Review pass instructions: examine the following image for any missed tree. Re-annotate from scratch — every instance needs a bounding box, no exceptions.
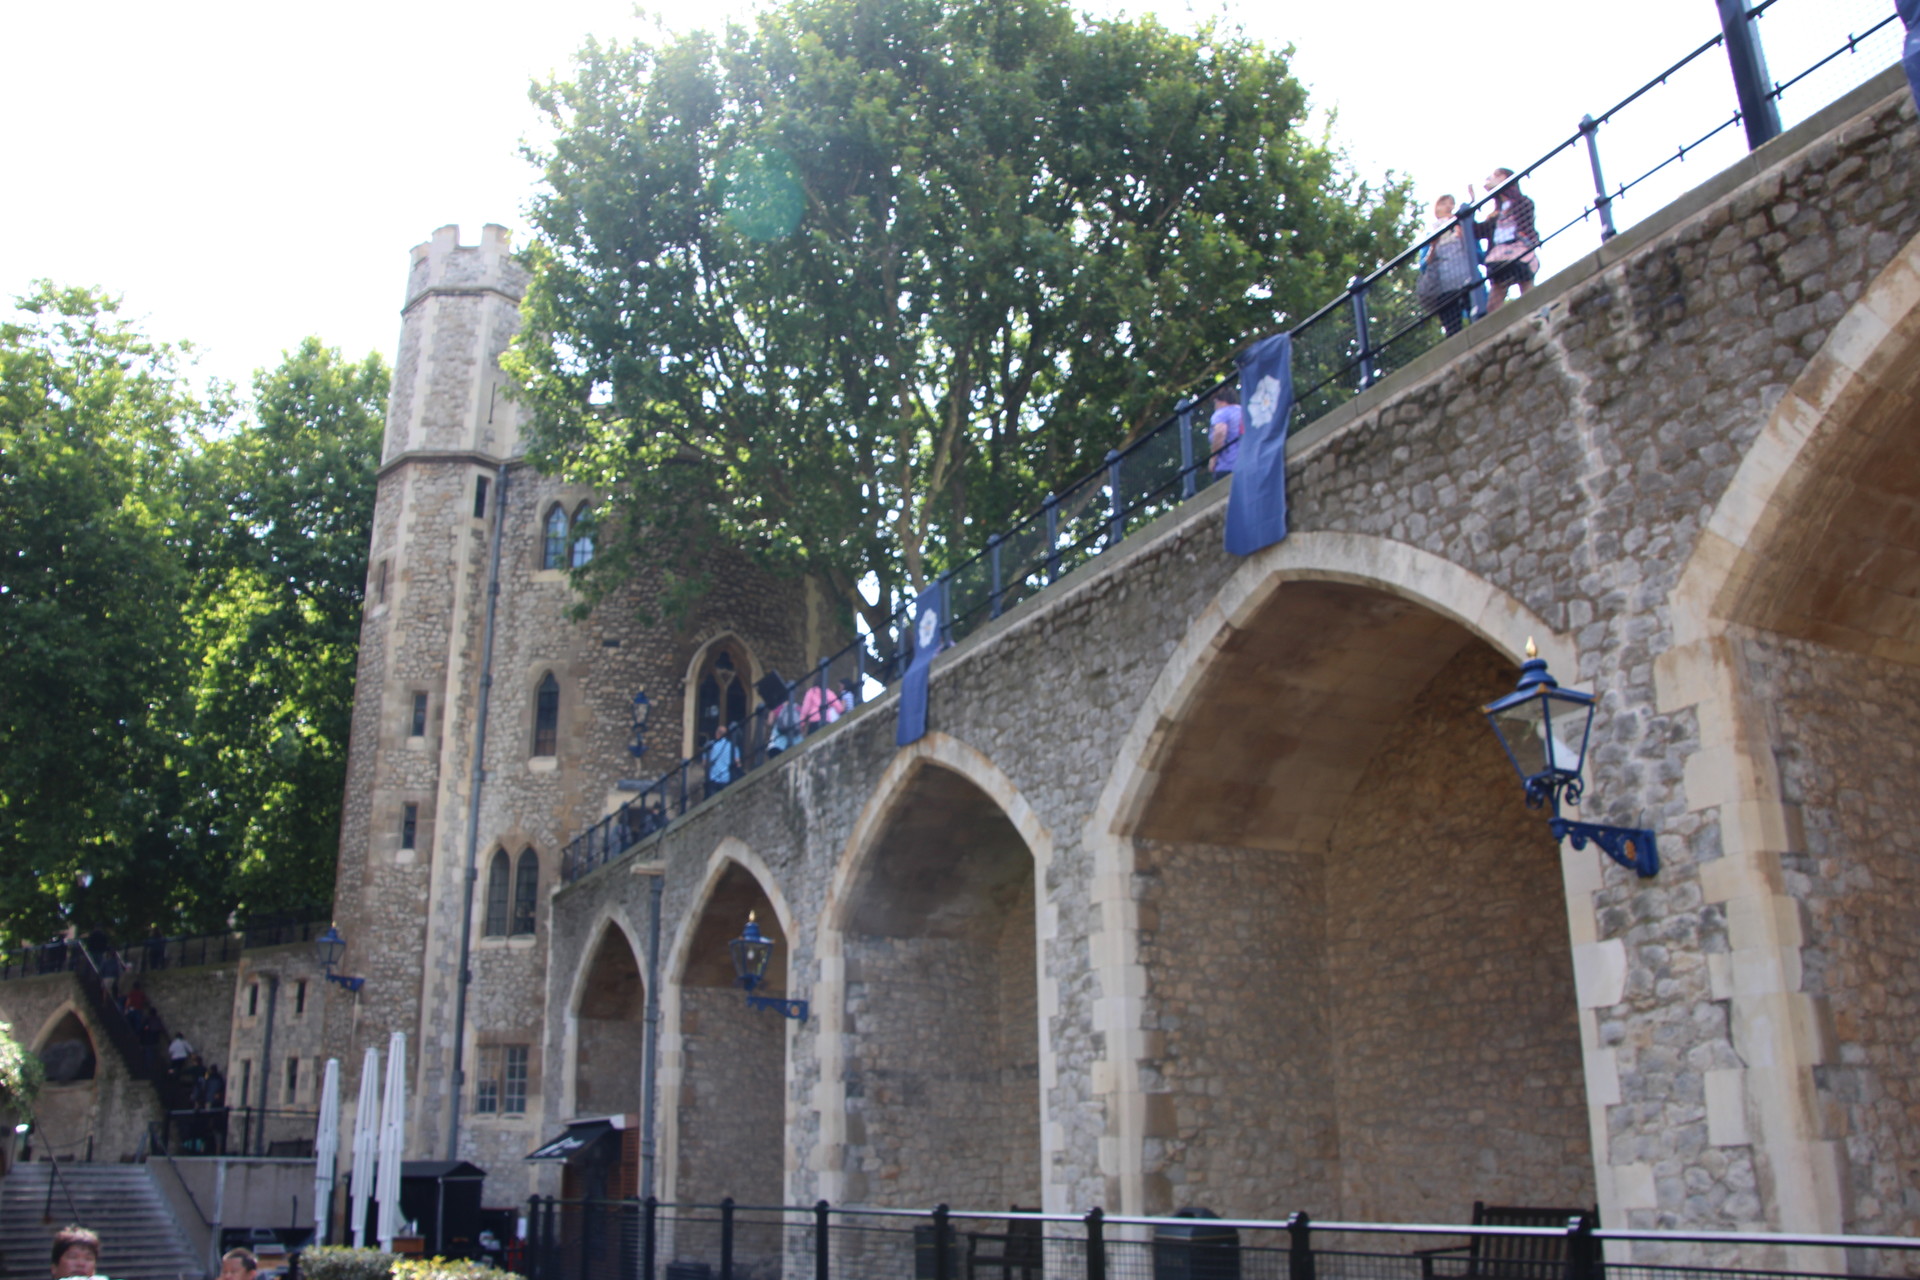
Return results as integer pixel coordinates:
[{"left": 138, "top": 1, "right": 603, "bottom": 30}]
[
  {"left": 0, "top": 1020, "right": 43, "bottom": 1118},
  {"left": 186, "top": 339, "right": 388, "bottom": 919},
  {"left": 510, "top": 0, "right": 1414, "bottom": 634},
  {"left": 0, "top": 284, "right": 206, "bottom": 941}
]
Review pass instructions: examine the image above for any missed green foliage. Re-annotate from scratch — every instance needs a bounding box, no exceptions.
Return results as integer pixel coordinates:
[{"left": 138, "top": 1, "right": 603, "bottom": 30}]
[
  {"left": 0, "top": 1020, "right": 45, "bottom": 1115},
  {"left": 0, "top": 287, "right": 385, "bottom": 944},
  {"left": 511, "top": 0, "right": 1414, "bottom": 632},
  {"left": 301, "top": 1247, "right": 394, "bottom": 1280}
]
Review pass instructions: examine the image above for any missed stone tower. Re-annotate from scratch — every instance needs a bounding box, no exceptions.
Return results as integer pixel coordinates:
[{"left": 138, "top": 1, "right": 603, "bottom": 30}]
[{"left": 324, "top": 225, "right": 822, "bottom": 1203}]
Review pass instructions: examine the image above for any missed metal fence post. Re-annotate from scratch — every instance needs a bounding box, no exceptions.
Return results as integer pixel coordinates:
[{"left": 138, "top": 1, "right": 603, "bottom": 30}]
[
  {"left": 1347, "top": 277, "right": 1375, "bottom": 389},
  {"left": 933, "top": 1205, "right": 953, "bottom": 1280},
  {"left": 721, "top": 1196, "right": 736, "bottom": 1280},
  {"left": 1565, "top": 1213, "right": 1599, "bottom": 1280},
  {"left": 1177, "top": 398, "right": 1197, "bottom": 498},
  {"left": 1043, "top": 494, "right": 1060, "bottom": 583},
  {"left": 644, "top": 1196, "right": 659, "bottom": 1280},
  {"left": 988, "top": 534, "right": 1005, "bottom": 619},
  {"left": 1286, "top": 1212, "right": 1316, "bottom": 1280},
  {"left": 814, "top": 1200, "right": 830, "bottom": 1280},
  {"left": 1578, "top": 115, "right": 1618, "bottom": 241},
  {"left": 1106, "top": 449, "right": 1125, "bottom": 546},
  {"left": 1084, "top": 1207, "right": 1106, "bottom": 1280},
  {"left": 1718, "top": 0, "right": 1781, "bottom": 149}
]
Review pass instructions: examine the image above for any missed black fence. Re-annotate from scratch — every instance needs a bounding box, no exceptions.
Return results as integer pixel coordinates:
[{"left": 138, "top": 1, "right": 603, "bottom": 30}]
[
  {"left": 559, "top": 0, "right": 1906, "bottom": 885},
  {"left": 153, "top": 1107, "right": 321, "bottom": 1158},
  {"left": 0, "top": 917, "right": 329, "bottom": 982},
  {"left": 522, "top": 1200, "right": 1920, "bottom": 1280}
]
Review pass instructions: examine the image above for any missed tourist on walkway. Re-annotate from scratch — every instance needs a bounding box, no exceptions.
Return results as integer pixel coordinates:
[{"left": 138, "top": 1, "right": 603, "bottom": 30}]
[
  {"left": 1416, "top": 193, "right": 1481, "bottom": 335},
  {"left": 1209, "top": 388, "right": 1244, "bottom": 475},
  {"left": 1474, "top": 168, "right": 1540, "bottom": 312},
  {"left": 705, "top": 725, "right": 742, "bottom": 799},
  {"left": 167, "top": 1031, "right": 194, "bottom": 1073}
]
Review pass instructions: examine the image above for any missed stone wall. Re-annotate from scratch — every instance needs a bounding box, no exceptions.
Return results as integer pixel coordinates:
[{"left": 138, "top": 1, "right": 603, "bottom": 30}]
[{"left": 676, "top": 986, "right": 782, "bottom": 1206}]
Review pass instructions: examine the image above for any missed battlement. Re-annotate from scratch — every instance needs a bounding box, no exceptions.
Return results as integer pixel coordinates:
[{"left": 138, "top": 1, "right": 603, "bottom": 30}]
[{"left": 403, "top": 223, "right": 528, "bottom": 311}]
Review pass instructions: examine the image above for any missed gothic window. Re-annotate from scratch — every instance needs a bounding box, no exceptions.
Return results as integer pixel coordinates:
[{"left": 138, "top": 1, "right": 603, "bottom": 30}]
[
  {"left": 570, "top": 503, "right": 594, "bottom": 568},
  {"left": 693, "top": 640, "right": 750, "bottom": 750},
  {"left": 542, "top": 505, "right": 569, "bottom": 571},
  {"left": 511, "top": 849, "right": 539, "bottom": 936},
  {"left": 533, "top": 673, "right": 560, "bottom": 757},
  {"left": 484, "top": 850, "right": 511, "bottom": 937}
]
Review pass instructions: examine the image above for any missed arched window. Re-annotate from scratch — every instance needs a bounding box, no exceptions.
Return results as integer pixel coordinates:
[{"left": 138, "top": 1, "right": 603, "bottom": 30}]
[
  {"left": 693, "top": 641, "right": 750, "bottom": 749},
  {"left": 570, "top": 503, "right": 594, "bottom": 568},
  {"left": 483, "top": 850, "right": 511, "bottom": 937},
  {"left": 542, "top": 505, "right": 569, "bottom": 571},
  {"left": 512, "top": 849, "right": 540, "bottom": 935},
  {"left": 533, "top": 672, "right": 560, "bottom": 757}
]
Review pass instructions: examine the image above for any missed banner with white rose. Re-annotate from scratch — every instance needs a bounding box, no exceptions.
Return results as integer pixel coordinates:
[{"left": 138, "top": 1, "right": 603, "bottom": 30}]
[
  {"left": 1224, "top": 332, "right": 1295, "bottom": 556},
  {"left": 1902, "top": 0, "right": 1919, "bottom": 115},
  {"left": 896, "top": 578, "right": 948, "bottom": 746}
]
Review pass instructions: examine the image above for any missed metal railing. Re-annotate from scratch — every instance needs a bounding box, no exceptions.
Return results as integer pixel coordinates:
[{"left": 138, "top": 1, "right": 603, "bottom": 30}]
[
  {"left": 153, "top": 1106, "right": 320, "bottom": 1159},
  {"left": 523, "top": 1198, "right": 1920, "bottom": 1280},
  {"left": 560, "top": 0, "right": 1906, "bottom": 884},
  {"left": 0, "top": 917, "right": 328, "bottom": 982}
]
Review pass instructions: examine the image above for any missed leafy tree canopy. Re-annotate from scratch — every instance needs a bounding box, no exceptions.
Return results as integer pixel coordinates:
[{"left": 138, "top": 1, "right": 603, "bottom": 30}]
[
  {"left": 0, "top": 286, "right": 385, "bottom": 946},
  {"left": 510, "top": 0, "right": 1414, "bottom": 632}
]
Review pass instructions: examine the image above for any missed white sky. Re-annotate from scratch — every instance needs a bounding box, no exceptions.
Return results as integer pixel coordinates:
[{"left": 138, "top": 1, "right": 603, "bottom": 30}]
[{"left": 1, "top": 0, "right": 1898, "bottom": 393}]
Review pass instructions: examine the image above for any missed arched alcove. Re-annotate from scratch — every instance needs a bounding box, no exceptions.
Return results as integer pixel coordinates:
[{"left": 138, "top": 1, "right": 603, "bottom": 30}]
[
  {"left": 833, "top": 762, "right": 1041, "bottom": 1210},
  {"left": 36, "top": 1010, "right": 96, "bottom": 1084},
  {"left": 1125, "top": 578, "right": 1590, "bottom": 1220},
  {"left": 683, "top": 635, "right": 758, "bottom": 758},
  {"left": 573, "top": 924, "right": 645, "bottom": 1119}
]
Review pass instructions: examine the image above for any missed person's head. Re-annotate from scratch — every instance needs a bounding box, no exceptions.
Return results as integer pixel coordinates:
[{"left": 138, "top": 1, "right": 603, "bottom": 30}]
[
  {"left": 1486, "top": 167, "right": 1519, "bottom": 200},
  {"left": 1214, "top": 386, "right": 1239, "bottom": 407},
  {"left": 220, "top": 1248, "right": 259, "bottom": 1280},
  {"left": 1433, "top": 193, "right": 1456, "bottom": 219},
  {"left": 50, "top": 1227, "right": 99, "bottom": 1277}
]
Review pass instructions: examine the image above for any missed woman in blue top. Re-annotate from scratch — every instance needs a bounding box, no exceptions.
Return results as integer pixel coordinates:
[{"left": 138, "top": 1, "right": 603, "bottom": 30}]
[{"left": 1209, "top": 388, "right": 1244, "bottom": 475}]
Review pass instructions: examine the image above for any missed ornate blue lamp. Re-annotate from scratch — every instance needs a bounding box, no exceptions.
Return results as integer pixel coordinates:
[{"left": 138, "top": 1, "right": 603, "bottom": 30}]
[
  {"left": 1483, "top": 640, "right": 1658, "bottom": 877},
  {"left": 313, "top": 925, "right": 367, "bottom": 992},
  {"left": 729, "top": 913, "right": 807, "bottom": 1021}
]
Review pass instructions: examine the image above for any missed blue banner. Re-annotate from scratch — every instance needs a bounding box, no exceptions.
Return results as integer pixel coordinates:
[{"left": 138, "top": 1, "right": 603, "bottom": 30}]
[
  {"left": 1902, "top": 0, "right": 1920, "bottom": 114},
  {"left": 1223, "top": 332, "right": 1294, "bottom": 557},
  {"left": 895, "top": 580, "right": 946, "bottom": 746}
]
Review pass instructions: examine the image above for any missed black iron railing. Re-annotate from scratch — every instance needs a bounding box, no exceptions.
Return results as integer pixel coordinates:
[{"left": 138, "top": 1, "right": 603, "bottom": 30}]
[
  {"left": 560, "top": 0, "right": 1905, "bottom": 884},
  {"left": 522, "top": 1197, "right": 1920, "bottom": 1280},
  {"left": 0, "top": 917, "right": 328, "bottom": 982}
]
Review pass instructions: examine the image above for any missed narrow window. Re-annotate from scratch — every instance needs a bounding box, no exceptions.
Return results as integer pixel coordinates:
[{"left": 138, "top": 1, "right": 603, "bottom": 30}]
[
  {"left": 484, "top": 851, "right": 510, "bottom": 937},
  {"left": 401, "top": 802, "right": 419, "bottom": 850},
  {"left": 474, "top": 475, "right": 490, "bottom": 519},
  {"left": 511, "top": 849, "right": 539, "bottom": 935},
  {"left": 294, "top": 980, "right": 307, "bottom": 1016},
  {"left": 533, "top": 673, "right": 559, "bottom": 757},
  {"left": 410, "top": 692, "right": 428, "bottom": 737},
  {"left": 504, "top": 1045, "right": 529, "bottom": 1114},
  {"left": 247, "top": 983, "right": 259, "bottom": 1018},
  {"left": 570, "top": 503, "right": 594, "bottom": 568},
  {"left": 285, "top": 1055, "right": 300, "bottom": 1103},
  {"left": 474, "top": 1045, "right": 501, "bottom": 1114},
  {"left": 240, "top": 1059, "right": 253, "bottom": 1107},
  {"left": 375, "top": 560, "right": 390, "bottom": 603},
  {"left": 542, "top": 506, "right": 569, "bottom": 570}
]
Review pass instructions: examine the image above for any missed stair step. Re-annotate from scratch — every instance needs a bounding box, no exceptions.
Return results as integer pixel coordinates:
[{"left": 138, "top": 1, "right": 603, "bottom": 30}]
[{"left": 0, "top": 1165, "right": 201, "bottom": 1280}]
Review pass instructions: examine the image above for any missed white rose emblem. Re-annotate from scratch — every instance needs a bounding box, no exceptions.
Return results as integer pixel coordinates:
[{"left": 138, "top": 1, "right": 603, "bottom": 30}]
[
  {"left": 917, "top": 607, "right": 940, "bottom": 649},
  {"left": 1247, "top": 374, "right": 1282, "bottom": 432}
]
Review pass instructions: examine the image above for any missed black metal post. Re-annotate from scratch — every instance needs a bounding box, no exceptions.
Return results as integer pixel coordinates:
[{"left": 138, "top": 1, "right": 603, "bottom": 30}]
[
  {"left": 1043, "top": 495, "right": 1060, "bottom": 583},
  {"left": 1084, "top": 1207, "right": 1106, "bottom": 1280},
  {"left": 1578, "top": 115, "right": 1618, "bottom": 241},
  {"left": 1718, "top": 0, "right": 1781, "bottom": 149},
  {"left": 932, "top": 1205, "right": 953, "bottom": 1280},
  {"left": 1177, "top": 398, "right": 1197, "bottom": 498},
  {"left": 1286, "top": 1212, "right": 1316, "bottom": 1280},
  {"left": 721, "top": 1196, "right": 736, "bottom": 1280},
  {"left": 988, "top": 534, "right": 1004, "bottom": 619},
  {"left": 644, "top": 1196, "right": 659, "bottom": 1280},
  {"left": 814, "top": 1200, "right": 830, "bottom": 1280},
  {"left": 1565, "top": 1213, "right": 1600, "bottom": 1280},
  {"left": 1106, "top": 449, "right": 1125, "bottom": 546},
  {"left": 1347, "top": 277, "right": 1375, "bottom": 389}
]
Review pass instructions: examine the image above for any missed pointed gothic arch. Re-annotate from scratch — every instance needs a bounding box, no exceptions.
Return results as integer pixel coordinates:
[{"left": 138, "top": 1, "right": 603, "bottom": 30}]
[{"left": 681, "top": 633, "right": 759, "bottom": 758}]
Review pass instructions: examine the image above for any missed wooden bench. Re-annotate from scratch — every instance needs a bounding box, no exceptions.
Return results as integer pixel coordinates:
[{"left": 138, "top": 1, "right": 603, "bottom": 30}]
[
  {"left": 966, "top": 1206, "right": 1043, "bottom": 1280},
  {"left": 1416, "top": 1202, "right": 1598, "bottom": 1280}
]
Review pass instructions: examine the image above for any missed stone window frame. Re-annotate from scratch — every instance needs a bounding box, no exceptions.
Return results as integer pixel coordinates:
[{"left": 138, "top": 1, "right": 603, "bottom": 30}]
[
  {"left": 409, "top": 692, "right": 429, "bottom": 739},
  {"left": 483, "top": 850, "right": 511, "bottom": 938},
  {"left": 511, "top": 848, "right": 539, "bottom": 936},
  {"left": 532, "top": 672, "right": 560, "bottom": 759},
  {"left": 472, "top": 1041, "right": 535, "bottom": 1117},
  {"left": 541, "top": 505, "right": 569, "bottom": 571},
  {"left": 683, "top": 633, "right": 759, "bottom": 758}
]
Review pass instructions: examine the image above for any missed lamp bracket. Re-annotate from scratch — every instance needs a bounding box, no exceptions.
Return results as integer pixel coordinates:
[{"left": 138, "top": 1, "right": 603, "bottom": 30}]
[
  {"left": 1551, "top": 817, "right": 1659, "bottom": 878},
  {"left": 745, "top": 994, "right": 808, "bottom": 1021},
  {"left": 324, "top": 972, "right": 366, "bottom": 993}
]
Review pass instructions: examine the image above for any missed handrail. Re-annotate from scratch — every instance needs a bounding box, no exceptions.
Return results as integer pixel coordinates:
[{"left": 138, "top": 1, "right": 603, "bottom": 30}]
[{"left": 558, "top": 0, "right": 1899, "bottom": 884}]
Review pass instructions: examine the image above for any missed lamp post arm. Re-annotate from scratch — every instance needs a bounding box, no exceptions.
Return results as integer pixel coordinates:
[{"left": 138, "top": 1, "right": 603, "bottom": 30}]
[{"left": 1550, "top": 817, "right": 1659, "bottom": 877}]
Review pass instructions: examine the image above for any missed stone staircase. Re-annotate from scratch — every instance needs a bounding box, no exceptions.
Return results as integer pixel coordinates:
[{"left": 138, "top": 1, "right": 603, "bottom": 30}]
[{"left": 0, "top": 1163, "right": 201, "bottom": 1280}]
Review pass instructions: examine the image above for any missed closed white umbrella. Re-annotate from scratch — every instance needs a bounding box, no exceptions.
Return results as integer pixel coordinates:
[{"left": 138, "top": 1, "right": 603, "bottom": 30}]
[
  {"left": 349, "top": 1046, "right": 380, "bottom": 1249},
  {"left": 375, "top": 1032, "right": 406, "bottom": 1252},
  {"left": 313, "top": 1058, "right": 341, "bottom": 1246}
]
